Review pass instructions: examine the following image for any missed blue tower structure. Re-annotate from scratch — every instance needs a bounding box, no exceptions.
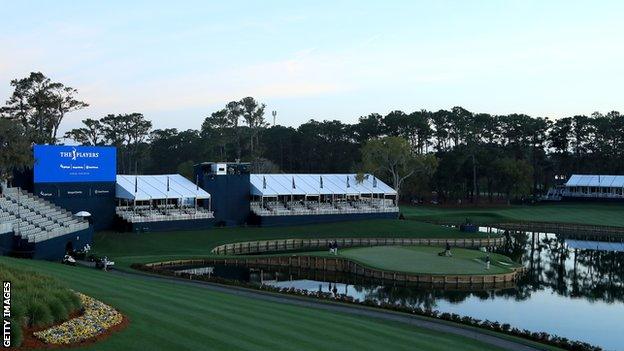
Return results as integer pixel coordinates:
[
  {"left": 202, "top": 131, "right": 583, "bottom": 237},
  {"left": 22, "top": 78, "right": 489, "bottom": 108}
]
[{"left": 194, "top": 162, "right": 250, "bottom": 226}]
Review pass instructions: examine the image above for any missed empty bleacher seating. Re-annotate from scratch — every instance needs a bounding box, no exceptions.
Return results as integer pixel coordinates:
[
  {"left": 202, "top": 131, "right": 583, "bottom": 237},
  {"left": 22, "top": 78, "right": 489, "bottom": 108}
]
[
  {"left": 0, "top": 188, "right": 89, "bottom": 243},
  {"left": 115, "top": 206, "right": 214, "bottom": 223}
]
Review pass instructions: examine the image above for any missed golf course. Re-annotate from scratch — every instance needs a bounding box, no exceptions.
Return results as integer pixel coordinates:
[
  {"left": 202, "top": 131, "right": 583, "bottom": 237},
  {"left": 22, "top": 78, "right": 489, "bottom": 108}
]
[
  {"left": 1, "top": 255, "right": 542, "bottom": 351},
  {"left": 92, "top": 219, "right": 493, "bottom": 269},
  {"left": 10, "top": 216, "right": 607, "bottom": 350},
  {"left": 401, "top": 203, "right": 624, "bottom": 227},
  {"left": 4, "top": 218, "right": 562, "bottom": 350}
]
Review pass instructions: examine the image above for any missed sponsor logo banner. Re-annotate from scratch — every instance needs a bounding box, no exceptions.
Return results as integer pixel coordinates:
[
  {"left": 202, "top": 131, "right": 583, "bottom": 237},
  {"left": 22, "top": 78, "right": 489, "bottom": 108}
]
[{"left": 34, "top": 145, "right": 116, "bottom": 183}]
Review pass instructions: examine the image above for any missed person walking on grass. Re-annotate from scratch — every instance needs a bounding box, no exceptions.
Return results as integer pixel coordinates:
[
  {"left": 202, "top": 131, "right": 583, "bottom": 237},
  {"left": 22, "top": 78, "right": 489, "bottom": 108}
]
[{"left": 485, "top": 255, "right": 491, "bottom": 270}]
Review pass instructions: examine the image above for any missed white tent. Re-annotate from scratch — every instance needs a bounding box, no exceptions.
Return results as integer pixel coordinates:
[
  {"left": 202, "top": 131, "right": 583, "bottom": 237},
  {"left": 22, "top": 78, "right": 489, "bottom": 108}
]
[
  {"left": 565, "top": 174, "right": 624, "bottom": 188},
  {"left": 250, "top": 173, "right": 396, "bottom": 197},
  {"left": 116, "top": 174, "right": 210, "bottom": 201}
]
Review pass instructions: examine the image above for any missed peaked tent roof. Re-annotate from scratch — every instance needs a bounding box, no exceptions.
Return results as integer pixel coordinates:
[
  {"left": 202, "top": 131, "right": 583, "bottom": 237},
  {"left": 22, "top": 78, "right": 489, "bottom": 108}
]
[
  {"left": 250, "top": 173, "right": 396, "bottom": 197},
  {"left": 565, "top": 174, "right": 624, "bottom": 188},
  {"left": 116, "top": 174, "right": 210, "bottom": 201}
]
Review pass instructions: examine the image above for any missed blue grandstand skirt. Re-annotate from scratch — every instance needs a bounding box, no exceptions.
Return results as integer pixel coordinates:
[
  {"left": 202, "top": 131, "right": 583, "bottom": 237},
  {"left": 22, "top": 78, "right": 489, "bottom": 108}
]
[
  {"left": 6, "top": 227, "right": 94, "bottom": 261},
  {"left": 0, "top": 231, "right": 14, "bottom": 256},
  {"left": 126, "top": 218, "right": 217, "bottom": 232}
]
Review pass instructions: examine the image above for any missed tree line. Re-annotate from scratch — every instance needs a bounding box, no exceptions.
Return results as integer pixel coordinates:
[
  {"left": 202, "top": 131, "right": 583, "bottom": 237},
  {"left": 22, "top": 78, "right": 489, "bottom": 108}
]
[{"left": 2, "top": 72, "right": 623, "bottom": 204}]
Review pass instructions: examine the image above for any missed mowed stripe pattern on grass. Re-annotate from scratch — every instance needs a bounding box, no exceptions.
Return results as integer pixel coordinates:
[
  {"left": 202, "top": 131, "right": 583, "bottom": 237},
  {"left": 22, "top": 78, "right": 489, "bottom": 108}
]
[{"left": 1, "top": 257, "right": 503, "bottom": 351}]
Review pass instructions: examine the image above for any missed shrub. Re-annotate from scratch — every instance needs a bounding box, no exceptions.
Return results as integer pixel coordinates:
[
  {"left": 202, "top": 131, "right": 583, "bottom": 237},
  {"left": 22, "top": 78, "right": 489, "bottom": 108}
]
[
  {"left": 27, "top": 300, "right": 54, "bottom": 327},
  {"left": 47, "top": 297, "right": 69, "bottom": 322},
  {"left": 0, "top": 263, "right": 82, "bottom": 347}
]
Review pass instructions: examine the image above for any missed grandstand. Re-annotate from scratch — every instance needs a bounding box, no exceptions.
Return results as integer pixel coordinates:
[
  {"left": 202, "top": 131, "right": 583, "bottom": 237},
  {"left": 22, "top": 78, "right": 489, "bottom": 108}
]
[
  {"left": 248, "top": 174, "right": 398, "bottom": 225},
  {"left": 0, "top": 187, "right": 92, "bottom": 259},
  {"left": 115, "top": 174, "right": 215, "bottom": 231},
  {"left": 1, "top": 144, "right": 405, "bottom": 256},
  {"left": 545, "top": 174, "right": 624, "bottom": 201}
]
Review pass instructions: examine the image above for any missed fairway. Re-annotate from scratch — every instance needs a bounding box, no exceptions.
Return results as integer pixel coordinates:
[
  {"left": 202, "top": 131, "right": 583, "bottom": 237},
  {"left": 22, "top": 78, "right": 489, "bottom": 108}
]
[
  {"left": 401, "top": 203, "right": 624, "bottom": 227},
  {"left": 93, "top": 219, "right": 492, "bottom": 268},
  {"left": 331, "top": 246, "right": 517, "bottom": 275},
  {"left": 0, "top": 256, "right": 505, "bottom": 351}
]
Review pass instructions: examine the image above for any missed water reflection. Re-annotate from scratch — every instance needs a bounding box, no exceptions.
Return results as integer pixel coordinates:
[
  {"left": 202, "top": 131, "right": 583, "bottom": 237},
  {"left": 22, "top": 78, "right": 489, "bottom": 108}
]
[
  {"left": 175, "top": 229, "right": 624, "bottom": 350},
  {"left": 504, "top": 231, "right": 624, "bottom": 304}
]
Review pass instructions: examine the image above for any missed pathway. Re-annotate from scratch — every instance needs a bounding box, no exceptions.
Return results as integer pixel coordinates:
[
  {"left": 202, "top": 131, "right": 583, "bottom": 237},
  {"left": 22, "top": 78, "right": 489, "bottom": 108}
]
[{"left": 110, "top": 268, "right": 546, "bottom": 351}]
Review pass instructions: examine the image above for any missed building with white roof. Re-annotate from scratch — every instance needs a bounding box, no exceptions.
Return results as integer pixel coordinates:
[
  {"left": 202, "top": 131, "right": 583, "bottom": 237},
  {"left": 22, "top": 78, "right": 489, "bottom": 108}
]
[
  {"left": 249, "top": 173, "right": 398, "bottom": 217},
  {"left": 558, "top": 174, "right": 624, "bottom": 200},
  {"left": 115, "top": 174, "right": 214, "bottom": 227},
  {"left": 116, "top": 174, "right": 211, "bottom": 202}
]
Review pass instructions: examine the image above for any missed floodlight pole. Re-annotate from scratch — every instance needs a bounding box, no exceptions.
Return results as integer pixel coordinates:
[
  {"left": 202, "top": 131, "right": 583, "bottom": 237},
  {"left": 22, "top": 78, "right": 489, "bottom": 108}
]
[{"left": 272, "top": 110, "right": 277, "bottom": 126}]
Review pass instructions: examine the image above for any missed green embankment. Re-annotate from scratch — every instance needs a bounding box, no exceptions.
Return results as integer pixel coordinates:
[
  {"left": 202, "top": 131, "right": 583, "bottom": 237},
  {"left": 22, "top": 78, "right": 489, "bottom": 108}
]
[
  {"left": 93, "top": 219, "right": 492, "bottom": 268},
  {"left": 401, "top": 203, "right": 624, "bottom": 227},
  {"left": 313, "top": 246, "right": 518, "bottom": 275},
  {"left": 0, "top": 256, "right": 506, "bottom": 351},
  {"left": 0, "top": 263, "right": 82, "bottom": 347}
]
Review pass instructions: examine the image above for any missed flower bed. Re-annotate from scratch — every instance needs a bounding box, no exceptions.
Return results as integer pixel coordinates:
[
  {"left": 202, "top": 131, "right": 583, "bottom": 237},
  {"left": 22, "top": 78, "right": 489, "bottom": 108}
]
[
  {"left": 33, "top": 293, "right": 123, "bottom": 344},
  {"left": 0, "top": 263, "right": 83, "bottom": 347}
]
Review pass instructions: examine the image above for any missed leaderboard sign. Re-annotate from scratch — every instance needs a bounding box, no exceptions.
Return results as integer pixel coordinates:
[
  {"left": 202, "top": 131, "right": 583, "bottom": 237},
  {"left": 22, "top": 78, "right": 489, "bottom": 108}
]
[{"left": 33, "top": 145, "right": 117, "bottom": 183}]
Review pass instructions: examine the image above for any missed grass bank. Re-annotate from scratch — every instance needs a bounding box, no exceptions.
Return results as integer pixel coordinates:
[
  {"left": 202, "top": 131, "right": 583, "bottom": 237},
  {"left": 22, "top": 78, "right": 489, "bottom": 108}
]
[
  {"left": 93, "top": 219, "right": 492, "bottom": 268},
  {"left": 0, "top": 256, "right": 510, "bottom": 351},
  {"left": 401, "top": 203, "right": 624, "bottom": 227}
]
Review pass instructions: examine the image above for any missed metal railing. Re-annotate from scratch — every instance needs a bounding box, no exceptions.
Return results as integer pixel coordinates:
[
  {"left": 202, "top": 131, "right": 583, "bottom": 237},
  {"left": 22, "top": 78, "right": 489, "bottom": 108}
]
[{"left": 250, "top": 201, "right": 399, "bottom": 217}]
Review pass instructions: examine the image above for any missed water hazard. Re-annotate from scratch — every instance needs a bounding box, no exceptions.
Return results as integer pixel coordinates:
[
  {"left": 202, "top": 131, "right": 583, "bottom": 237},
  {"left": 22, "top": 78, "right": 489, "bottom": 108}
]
[{"left": 176, "top": 229, "right": 624, "bottom": 350}]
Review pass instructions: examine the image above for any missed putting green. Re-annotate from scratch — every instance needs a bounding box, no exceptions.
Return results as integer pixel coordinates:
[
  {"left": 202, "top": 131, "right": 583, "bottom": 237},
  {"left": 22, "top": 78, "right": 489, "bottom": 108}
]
[{"left": 325, "top": 246, "right": 518, "bottom": 275}]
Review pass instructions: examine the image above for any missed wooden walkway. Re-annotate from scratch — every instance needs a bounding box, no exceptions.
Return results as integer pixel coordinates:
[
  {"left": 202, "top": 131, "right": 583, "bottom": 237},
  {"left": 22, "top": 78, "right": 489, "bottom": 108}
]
[
  {"left": 146, "top": 255, "right": 522, "bottom": 287},
  {"left": 211, "top": 236, "right": 505, "bottom": 255}
]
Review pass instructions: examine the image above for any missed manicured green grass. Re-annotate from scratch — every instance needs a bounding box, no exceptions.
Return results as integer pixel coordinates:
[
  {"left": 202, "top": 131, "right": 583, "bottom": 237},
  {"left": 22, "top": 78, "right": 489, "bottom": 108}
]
[
  {"left": 0, "top": 256, "right": 505, "bottom": 351},
  {"left": 314, "top": 246, "right": 518, "bottom": 275},
  {"left": 93, "top": 219, "right": 492, "bottom": 268},
  {"left": 401, "top": 203, "right": 624, "bottom": 227}
]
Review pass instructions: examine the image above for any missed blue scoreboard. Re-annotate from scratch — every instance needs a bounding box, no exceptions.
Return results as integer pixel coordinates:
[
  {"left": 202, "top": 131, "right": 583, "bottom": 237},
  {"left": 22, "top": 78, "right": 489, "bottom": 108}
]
[{"left": 33, "top": 145, "right": 117, "bottom": 183}]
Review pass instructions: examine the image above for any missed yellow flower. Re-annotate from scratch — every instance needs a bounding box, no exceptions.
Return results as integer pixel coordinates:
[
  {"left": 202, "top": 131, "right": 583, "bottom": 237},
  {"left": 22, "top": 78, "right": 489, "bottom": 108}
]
[{"left": 34, "top": 293, "right": 123, "bottom": 344}]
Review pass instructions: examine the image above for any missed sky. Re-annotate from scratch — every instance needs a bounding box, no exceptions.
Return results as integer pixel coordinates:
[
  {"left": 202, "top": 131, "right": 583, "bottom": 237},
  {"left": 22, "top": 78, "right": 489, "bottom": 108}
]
[{"left": 1, "top": 0, "right": 623, "bottom": 137}]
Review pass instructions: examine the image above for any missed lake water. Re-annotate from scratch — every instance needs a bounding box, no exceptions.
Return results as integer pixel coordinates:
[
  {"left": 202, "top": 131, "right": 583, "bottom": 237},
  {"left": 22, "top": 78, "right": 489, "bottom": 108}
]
[{"left": 177, "top": 229, "right": 624, "bottom": 350}]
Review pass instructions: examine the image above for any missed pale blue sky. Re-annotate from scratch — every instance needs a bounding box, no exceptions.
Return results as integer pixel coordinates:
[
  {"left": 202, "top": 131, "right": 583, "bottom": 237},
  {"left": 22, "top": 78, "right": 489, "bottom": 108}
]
[{"left": 1, "top": 1, "right": 623, "bottom": 135}]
